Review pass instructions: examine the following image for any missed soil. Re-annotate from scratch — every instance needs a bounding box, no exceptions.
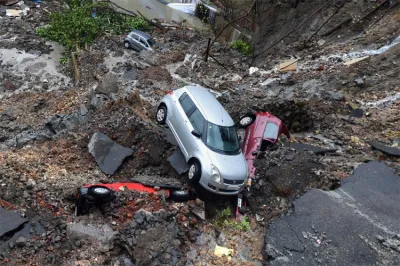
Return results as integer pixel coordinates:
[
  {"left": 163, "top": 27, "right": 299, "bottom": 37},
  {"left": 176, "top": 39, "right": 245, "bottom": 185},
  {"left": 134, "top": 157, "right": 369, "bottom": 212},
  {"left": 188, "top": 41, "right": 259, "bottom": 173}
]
[{"left": 0, "top": 0, "right": 399, "bottom": 265}]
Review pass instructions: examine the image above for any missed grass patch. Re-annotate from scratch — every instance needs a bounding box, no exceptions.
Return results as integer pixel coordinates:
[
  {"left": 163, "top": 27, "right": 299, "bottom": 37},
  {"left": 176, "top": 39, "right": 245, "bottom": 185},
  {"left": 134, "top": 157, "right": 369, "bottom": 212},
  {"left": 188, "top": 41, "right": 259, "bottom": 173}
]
[
  {"left": 35, "top": 0, "right": 150, "bottom": 51},
  {"left": 213, "top": 208, "right": 251, "bottom": 232}
]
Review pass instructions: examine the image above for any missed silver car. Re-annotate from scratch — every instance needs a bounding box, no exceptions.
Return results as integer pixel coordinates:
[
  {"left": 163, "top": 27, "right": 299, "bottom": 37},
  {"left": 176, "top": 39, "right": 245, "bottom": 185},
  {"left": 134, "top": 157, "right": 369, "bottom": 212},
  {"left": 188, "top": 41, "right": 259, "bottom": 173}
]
[
  {"left": 124, "top": 30, "right": 155, "bottom": 52},
  {"left": 155, "top": 85, "right": 249, "bottom": 195}
]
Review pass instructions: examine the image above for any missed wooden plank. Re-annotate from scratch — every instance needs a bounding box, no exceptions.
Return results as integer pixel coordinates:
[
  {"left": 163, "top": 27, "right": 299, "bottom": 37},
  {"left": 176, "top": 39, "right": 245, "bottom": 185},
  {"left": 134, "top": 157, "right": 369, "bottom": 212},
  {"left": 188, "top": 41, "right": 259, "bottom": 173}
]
[
  {"left": 280, "top": 59, "right": 298, "bottom": 71},
  {"left": 343, "top": 56, "right": 369, "bottom": 66}
]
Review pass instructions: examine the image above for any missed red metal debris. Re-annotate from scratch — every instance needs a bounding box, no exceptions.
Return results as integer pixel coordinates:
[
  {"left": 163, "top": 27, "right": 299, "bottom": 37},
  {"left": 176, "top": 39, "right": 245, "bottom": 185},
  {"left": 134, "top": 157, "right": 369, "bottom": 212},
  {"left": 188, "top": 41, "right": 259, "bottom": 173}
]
[{"left": 0, "top": 198, "right": 14, "bottom": 210}]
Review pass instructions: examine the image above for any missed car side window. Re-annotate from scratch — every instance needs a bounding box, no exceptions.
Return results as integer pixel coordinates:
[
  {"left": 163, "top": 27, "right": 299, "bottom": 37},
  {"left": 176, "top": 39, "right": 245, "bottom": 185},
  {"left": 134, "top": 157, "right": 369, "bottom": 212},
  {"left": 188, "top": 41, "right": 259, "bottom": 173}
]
[
  {"left": 189, "top": 108, "right": 205, "bottom": 133},
  {"left": 139, "top": 38, "right": 148, "bottom": 47},
  {"left": 131, "top": 33, "right": 139, "bottom": 40},
  {"left": 179, "top": 93, "right": 196, "bottom": 116}
]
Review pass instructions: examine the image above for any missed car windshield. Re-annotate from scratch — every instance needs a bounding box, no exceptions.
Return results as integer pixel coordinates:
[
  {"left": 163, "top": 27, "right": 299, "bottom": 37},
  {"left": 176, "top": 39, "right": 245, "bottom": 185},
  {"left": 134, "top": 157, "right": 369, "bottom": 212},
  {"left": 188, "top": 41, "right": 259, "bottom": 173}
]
[
  {"left": 206, "top": 122, "right": 240, "bottom": 154},
  {"left": 263, "top": 122, "right": 279, "bottom": 140}
]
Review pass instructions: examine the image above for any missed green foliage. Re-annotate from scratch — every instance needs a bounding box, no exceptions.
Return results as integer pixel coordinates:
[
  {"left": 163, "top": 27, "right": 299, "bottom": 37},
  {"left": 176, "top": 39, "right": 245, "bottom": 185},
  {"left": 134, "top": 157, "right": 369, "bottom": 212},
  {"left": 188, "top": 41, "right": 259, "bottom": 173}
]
[
  {"left": 230, "top": 39, "right": 253, "bottom": 56},
  {"left": 213, "top": 208, "right": 251, "bottom": 232},
  {"left": 35, "top": 1, "right": 149, "bottom": 51}
]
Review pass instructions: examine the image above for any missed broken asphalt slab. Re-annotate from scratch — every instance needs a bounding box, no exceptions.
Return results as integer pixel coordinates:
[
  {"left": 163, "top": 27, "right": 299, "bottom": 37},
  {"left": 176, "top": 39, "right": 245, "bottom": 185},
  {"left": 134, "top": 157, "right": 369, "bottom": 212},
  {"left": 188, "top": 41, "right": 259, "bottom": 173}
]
[
  {"left": 0, "top": 207, "right": 28, "bottom": 237},
  {"left": 290, "top": 143, "right": 337, "bottom": 155},
  {"left": 168, "top": 148, "right": 189, "bottom": 175},
  {"left": 370, "top": 140, "right": 400, "bottom": 157},
  {"left": 265, "top": 161, "right": 400, "bottom": 265},
  {"left": 88, "top": 132, "right": 133, "bottom": 175}
]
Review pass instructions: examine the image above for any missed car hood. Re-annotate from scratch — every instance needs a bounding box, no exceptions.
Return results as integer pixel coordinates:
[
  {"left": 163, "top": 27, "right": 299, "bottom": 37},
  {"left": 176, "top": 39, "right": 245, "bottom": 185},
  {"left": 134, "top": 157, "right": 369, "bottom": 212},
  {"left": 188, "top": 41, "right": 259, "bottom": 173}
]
[{"left": 206, "top": 149, "right": 248, "bottom": 181}]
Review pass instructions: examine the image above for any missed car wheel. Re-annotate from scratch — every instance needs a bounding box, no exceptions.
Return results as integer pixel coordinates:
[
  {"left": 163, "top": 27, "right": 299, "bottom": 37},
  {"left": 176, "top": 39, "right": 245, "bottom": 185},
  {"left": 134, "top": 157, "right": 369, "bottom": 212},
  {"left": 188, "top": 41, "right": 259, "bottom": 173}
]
[
  {"left": 87, "top": 186, "right": 113, "bottom": 200},
  {"left": 124, "top": 41, "right": 130, "bottom": 49},
  {"left": 169, "top": 189, "right": 194, "bottom": 202},
  {"left": 156, "top": 105, "right": 167, "bottom": 125},
  {"left": 75, "top": 193, "right": 84, "bottom": 216},
  {"left": 187, "top": 160, "right": 201, "bottom": 185},
  {"left": 239, "top": 114, "right": 255, "bottom": 127}
]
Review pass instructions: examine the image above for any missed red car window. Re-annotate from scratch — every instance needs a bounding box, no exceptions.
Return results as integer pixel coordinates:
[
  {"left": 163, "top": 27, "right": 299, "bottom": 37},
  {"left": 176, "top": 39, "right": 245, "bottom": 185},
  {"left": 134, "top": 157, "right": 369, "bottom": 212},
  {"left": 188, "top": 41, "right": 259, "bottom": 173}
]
[{"left": 263, "top": 122, "right": 279, "bottom": 140}]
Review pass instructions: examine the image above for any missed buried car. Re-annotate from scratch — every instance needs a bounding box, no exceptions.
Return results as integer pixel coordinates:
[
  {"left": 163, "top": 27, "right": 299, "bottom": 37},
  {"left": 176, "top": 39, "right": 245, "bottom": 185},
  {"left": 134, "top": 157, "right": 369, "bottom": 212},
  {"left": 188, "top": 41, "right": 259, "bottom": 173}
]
[
  {"left": 75, "top": 182, "right": 195, "bottom": 216},
  {"left": 124, "top": 30, "right": 155, "bottom": 51},
  {"left": 238, "top": 112, "right": 290, "bottom": 181},
  {"left": 156, "top": 85, "right": 249, "bottom": 195}
]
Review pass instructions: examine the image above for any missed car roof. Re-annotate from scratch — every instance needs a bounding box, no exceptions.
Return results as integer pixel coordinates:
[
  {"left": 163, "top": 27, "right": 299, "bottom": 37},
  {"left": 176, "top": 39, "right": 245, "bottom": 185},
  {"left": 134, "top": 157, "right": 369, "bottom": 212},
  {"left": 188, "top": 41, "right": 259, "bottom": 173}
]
[
  {"left": 131, "top": 30, "right": 152, "bottom": 40},
  {"left": 185, "top": 86, "right": 234, "bottom": 126}
]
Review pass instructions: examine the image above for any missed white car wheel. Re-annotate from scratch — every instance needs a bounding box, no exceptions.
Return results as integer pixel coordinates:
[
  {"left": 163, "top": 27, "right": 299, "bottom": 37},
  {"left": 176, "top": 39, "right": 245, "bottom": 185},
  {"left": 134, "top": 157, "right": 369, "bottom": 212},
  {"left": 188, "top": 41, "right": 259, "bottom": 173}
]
[
  {"left": 240, "top": 116, "right": 253, "bottom": 127},
  {"left": 124, "top": 42, "right": 130, "bottom": 48},
  {"left": 188, "top": 165, "right": 196, "bottom": 180},
  {"left": 157, "top": 108, "right": 165, "bottom": 122}
]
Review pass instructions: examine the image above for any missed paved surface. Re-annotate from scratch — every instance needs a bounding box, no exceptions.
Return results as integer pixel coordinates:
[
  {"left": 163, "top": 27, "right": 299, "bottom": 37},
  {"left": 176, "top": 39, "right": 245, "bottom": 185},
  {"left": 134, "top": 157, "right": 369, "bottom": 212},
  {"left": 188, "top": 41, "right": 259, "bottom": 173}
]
[
  {"left": 88, "top": 132, "right": 133, "bottom": 175},
  {"left": 168, "top": 148, "right": 189, "bottom": 175},
  {"left": 290, "top": 143, "right": 337, "bottom": 155},
  {"left": 0, "top": 207, "right": 27, "bottom": 237},
  {"left": 265, "top": 161, "right": 400, "bottom": 265}
]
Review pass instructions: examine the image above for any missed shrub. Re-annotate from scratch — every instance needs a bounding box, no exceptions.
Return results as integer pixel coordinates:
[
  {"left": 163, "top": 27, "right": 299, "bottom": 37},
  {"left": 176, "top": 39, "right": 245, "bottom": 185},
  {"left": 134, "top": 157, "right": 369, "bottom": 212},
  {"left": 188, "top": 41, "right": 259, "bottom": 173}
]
[
  {"left": 36, "top": 1, "right": 149, "bottom": 51},
  {"left": 230, "top": 39, "right": 253, "bottom": 56}
]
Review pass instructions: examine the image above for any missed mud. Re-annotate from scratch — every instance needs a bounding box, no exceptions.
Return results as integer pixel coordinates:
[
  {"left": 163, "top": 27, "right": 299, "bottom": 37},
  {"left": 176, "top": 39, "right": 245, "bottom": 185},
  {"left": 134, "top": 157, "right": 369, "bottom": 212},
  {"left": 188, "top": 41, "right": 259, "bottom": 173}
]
[{"left": 0, "top": 0, "right": 399, "bottom": 265}]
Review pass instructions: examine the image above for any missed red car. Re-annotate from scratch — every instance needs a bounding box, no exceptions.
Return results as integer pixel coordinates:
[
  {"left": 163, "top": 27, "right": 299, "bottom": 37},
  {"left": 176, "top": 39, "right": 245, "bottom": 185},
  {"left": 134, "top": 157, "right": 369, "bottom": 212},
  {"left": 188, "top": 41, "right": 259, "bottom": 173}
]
[{"left": 238, "top": 112, "right": 290, "bottom": 181}]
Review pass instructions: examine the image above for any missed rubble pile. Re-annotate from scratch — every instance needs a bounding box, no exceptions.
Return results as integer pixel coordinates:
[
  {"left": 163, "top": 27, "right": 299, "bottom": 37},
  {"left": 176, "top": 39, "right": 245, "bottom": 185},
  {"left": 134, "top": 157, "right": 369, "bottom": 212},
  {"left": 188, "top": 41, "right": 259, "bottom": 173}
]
[{"left": 0, "top": 0, "right": 399, "bottom": 265}]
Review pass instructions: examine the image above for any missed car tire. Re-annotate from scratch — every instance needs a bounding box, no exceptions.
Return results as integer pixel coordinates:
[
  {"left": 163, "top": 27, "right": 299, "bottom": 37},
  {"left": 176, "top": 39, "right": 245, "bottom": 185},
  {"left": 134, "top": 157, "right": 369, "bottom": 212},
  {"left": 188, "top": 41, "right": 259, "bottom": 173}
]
[
  {"left": 187, "top": 160, "right": 201, "bottom": 185},
  {"left": 169, "top": 190, "right": 194, "bottom": 202},
  {"left": 156, "top": 105, "right": 167, "bottom": 125},
  {"left": 124, "top": 41, "right": 130, "bottom": 49},
  {"left": 87, "top": 186, "right": 113, "bottom": 200},
  {"left": 239, "top": 114, "right": 255, "bottom": 128}
]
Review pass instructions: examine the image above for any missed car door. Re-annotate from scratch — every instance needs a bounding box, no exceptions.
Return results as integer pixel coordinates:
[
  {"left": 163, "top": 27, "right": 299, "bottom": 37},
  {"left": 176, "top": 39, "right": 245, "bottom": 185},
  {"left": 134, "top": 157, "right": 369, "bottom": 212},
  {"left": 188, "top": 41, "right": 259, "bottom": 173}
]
[
  {"left": 183, "top": 108, "right": 205, "bottom": 158},
  {"left": 173, "top": 93, "right": 198, "bottom": 159},
  {"left": 129, "top": 33, "right": 140, "bottom": 50},
  {"left": 138, "top": 37, "right": 149, "bottom": 51}
]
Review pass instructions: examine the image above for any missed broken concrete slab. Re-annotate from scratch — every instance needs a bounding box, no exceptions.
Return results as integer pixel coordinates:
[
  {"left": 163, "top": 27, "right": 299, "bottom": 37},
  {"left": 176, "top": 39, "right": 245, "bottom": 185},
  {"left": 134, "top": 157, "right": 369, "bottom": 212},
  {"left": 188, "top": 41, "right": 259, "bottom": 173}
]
[
  {"left": 290, "top": 143, "right": 337, "bottom": 155},
  {"left": 370, "top": 140, "right": 400, "bottom": 156},
  {"left": 0, "top": 207, "right": 28, "bottom": 237},
  {"left": 88, "top": 132, "right": 134, "bottom": 175},
  {"left": 95, "top": 72, "right": 118, "bottom": 96},
  {"left": 168, "top": 148, "right": 189, "bottom": 175},
  {"left": 67, "top": 222, "right": 116, "bottom": 243},
  {"left": 0, "top": 215, "right": 45, "bottom": 252},
  {"left": 265, "top": 161, "right": 400, "bottom": 265}
]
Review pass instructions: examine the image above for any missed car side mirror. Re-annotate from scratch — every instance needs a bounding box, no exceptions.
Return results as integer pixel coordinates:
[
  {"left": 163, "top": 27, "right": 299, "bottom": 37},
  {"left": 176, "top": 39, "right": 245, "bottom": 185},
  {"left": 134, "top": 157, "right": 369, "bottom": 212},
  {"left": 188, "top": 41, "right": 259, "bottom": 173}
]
[{"left": 191, "top": 130, "right": 202, "bottom": 138}]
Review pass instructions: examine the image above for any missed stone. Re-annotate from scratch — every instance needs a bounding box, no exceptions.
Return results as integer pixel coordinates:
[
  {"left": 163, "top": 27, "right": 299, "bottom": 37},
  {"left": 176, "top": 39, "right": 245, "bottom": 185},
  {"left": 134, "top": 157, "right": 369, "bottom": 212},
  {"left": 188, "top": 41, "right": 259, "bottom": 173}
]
[
  {"left": 317, "top": 39, "right": 326, "bottom": 46},
  {"left": 231, "top": 74, "right": 242, "bottom": 82},
  {"left": 74, "top": 260, "right": 91, "bottom": 266},
  {"left": 254, "top": 91, "right": 265, "bottom": 99},
  {"left": 15, "top": 237, "right": 27, "bottom": 247},
  {"left": 285, "top": 154, "right": 295, "bottom": 161},
  {"left": 354, "top": 77, "right": 364, "bottom": 87},
  {"left": 139, "top": 50, "right": 159, "bottom": 66},
  {"left": 67, "top": 222, "right": 116, "bottom": 242},
  {"left": 80, "top": 105, "right": 88, "bottom": 116},
  {"left": 88, "top": 132, "right": 134, "bottom": 175},
  {"left": 95, "top": 73, "right": 118, "bottom": 96}
]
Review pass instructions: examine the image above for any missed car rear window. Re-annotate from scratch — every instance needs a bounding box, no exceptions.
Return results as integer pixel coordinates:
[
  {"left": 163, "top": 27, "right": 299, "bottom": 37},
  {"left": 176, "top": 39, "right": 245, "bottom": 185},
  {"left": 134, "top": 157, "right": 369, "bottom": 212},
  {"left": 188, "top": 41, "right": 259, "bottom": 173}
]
[
  {"left": 264, "top": 123, "right": 279, "bottom": 140},
  {"left": 179, "top": 93, "right": 196, "bottom": 116}
]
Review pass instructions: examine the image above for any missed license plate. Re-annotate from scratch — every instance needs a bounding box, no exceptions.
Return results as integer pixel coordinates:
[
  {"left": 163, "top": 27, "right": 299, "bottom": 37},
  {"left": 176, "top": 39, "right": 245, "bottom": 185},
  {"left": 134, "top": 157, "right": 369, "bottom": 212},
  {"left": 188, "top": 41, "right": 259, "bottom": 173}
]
[{"left": 227, "top": 185, "right": 241, "bottom": 190}]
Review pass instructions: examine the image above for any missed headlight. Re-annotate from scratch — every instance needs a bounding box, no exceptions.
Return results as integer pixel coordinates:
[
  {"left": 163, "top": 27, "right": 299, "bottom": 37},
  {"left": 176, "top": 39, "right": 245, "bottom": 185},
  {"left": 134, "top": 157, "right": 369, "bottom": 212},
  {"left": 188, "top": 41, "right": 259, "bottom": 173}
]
[{"left": 211, "top": 165, "right": 221, "bottom": 183}]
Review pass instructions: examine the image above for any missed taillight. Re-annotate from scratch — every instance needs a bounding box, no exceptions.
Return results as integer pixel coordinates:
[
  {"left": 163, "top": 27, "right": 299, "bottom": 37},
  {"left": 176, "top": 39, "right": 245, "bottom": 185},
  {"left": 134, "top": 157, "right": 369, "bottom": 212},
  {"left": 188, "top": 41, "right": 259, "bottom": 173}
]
[{"left": 168, "top": 90, "right": 173, "bottom": 95}]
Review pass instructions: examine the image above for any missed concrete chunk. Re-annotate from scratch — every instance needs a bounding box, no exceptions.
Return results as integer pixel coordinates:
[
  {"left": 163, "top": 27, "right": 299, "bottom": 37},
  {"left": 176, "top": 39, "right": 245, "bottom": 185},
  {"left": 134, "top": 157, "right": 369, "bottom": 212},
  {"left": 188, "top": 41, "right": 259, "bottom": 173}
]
[{"left": 88, "top": 132, "right": 133, "bottom": 175}]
